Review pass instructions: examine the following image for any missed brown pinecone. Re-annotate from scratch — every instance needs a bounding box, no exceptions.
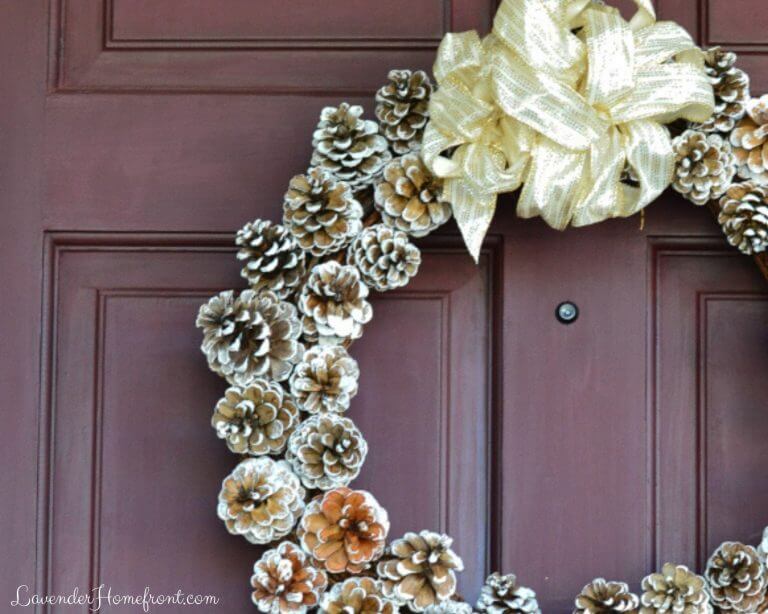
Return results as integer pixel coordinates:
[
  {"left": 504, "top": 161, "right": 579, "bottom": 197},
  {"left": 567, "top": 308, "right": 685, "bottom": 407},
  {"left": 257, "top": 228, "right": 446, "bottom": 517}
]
[
  {"left": 212, "top": 379, "right": 300, "bottom": 456},
  {"left": 236, "top": 219, "right": 307, "bottom": 299},
  {"left": 299, "top": 261, "right": 373, "bottom": 343},
  {"left": 573, "top": 579, "right": 639, "bottom": 613},
  {"left": 374, "top": 154, "right": 451, "bottom": 238},
  {"left": 639, "top": 564, "right": 711, "bottom": 614},
  {"left": 217, "top": 457, "right": 305, "bottom": 545},
  {"left": 320, "top": 577, "right": 397, "bottom": 614},
  {"left": 289, "top": 345, "right": 359, "bottom": 415},
  {"left": 311, "top": 103, "right": 392, "bottom": 192},
  {"left": 375, "top": 69, "right": 433, "bottom": 155},
  {"left": 196, "top": 289, "right": 303, "bottom": 386},
  {"left": 298, "top": 487, "right": 389, "bottom": 574},
  {"left": 286, "top": 414, "right": 368, "bottom": 490},
  {"left": 424, "top": 601, "right": 475, "bottom": 614},
  {"left": 705, "top": 542, "right": 767, "bottom": 612},
  {"left": 476, "top": 572, "right": 541, "bottom": 614},
  {"left": 671, "top": 130, "right": 736, "bottom": 205},
  {"left": 717, "top": 181, "right": 768, "bottom": 255},
  {"left": 251, "top": 541, "right": 327, "bottom": 613},
  {"left": 284, "top": 168, "right": 363, "bottom": 257},
  {"left": 377, "top": 530, "right": 465, "bottom": 611},
  {"left": 695, "top": 47, "right": 750, "bottom": 133},
  {"left": 730, "top": 94, "right": 768, "bottom": 185},
  {"left": 301, "top": 314, "right": 319, "bottom": 347},
  {"left": 348, "top": 224, "right": 421, "bottom": 292}
]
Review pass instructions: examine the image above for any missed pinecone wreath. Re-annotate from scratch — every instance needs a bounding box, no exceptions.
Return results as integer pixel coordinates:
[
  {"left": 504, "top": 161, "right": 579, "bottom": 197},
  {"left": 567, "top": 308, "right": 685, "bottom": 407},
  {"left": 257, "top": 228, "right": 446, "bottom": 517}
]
[
  {"left": 704, "top": 542, "right": 767, "bottom": 612},
  {"left": 573, "top": 579, "right": 640, "bottom": 613},
  {"left": 377, "top": 530, "right": 465, "bottom": 611},
  {"left": 283, "top": 167, "right": 364, "bottom": 257},
  {"left": 639, "top": 563, "right": 711, "bottom": 614},
  {"left": 289, "top": 344, "right": 360, "bottom": 415},
  {"left": 348, "top": 224, "right": 421, "bottom": 292},
  {"left": 476, "top": 572, "right": 542, "bottom": 614},
  {"left": 250, "top": 541, "right": 327, "bottom": 613},
  {"left": 730, "top": 94, "right": 768, "bottom": 185},
  {"left": 321, "top": 577, "right": 397, "bottom": 614},
  {"left": 311, "top": 103, "right": 392, "bottom": 192},
  {"left": 286, "top": 413, "right": 368, "bottom": 490},
  {"left": 671, "top": 130, "right": 736, "bottom": 205},
  {"left": 374, "top": 154, "right": 452, "bottom": 238},
  {"left": 211, "top": 379, "right": 300, "bottom": 455},
  {"left": 196, "top": 289, "right": 303, "bottom": 386},
  {"left": 375, "top": 69, "right": 433, "bottom": 155},
  {"left": 217, "top": 457, "right": 305, "bottom": 545},
  {"left": 717, "top": 182, "right": 768, "bottom": 254},
  {"left": 236, "top": 219, "right": 306, "bottom": 298},
  {"left": 695, "top": 47, "right": 750, "bottom": 134}
]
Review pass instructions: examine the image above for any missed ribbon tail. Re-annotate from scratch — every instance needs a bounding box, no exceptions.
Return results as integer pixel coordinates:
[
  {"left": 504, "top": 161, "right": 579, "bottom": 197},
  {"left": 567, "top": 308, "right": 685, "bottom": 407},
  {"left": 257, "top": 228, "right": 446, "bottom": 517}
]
[{"left": 446, "top": 178, "right": 496, "bottom": 263}]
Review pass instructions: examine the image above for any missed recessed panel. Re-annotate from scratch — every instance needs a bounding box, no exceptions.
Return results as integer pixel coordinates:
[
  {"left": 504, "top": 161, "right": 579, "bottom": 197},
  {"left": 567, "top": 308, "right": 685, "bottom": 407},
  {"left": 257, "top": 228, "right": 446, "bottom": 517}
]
[{"left": 707, "top": 0, "right": 768, "bottom": 45}]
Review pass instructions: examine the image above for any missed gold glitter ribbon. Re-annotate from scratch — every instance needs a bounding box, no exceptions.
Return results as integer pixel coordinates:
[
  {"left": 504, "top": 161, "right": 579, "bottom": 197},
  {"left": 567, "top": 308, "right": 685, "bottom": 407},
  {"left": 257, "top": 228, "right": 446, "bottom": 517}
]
[{"left": 422, "top": 0, "right": 715, "bottom": 261}]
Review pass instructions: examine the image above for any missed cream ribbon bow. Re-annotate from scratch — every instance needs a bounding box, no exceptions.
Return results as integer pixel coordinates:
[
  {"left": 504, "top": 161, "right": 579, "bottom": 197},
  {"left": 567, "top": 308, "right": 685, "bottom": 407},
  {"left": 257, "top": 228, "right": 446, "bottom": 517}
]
[{"left": 422, "top": 0, "right": 715, "bottom": 261}]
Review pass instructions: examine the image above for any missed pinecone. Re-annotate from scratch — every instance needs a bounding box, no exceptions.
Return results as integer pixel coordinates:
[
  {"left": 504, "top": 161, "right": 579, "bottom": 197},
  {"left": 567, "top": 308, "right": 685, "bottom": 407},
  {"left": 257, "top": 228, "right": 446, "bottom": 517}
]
[
  {"left": 251, "top": 541, "right": 328, "bottom": 613},
  {"left": 573, "top": 579, "right": 639, "bottom": 613},
  {"left": 759, "top": 527, "right": 768, "bottom": 563},
  {"left": 298, "top": 487, "right": 389, "bottom": 574},
  {"left": 283, "top": 168, "right": 364, "bottom": 257},
  {"left": 671, "top": 130, "right": 736, "bottom": 205},
  {"left": 286, "top": 414, "right": 368, "bottom": 490},
  {"left": 289, "top": 345, "right": 360, "bottom": 415},
  {"left": 299, "top": 261, "right": 373, "bottom": 344},
  {"left": 476, "top": 572, "right": 541, "bottom": 614},
  {"left": 320, "top": 577, "right": 397, "bottom": 614},
  {"left": 695, "top": 47, "right": 750, "bottom": 133},
  {"left": 211, "top": 379, "right": 300, "bottom": 456},
  {"left": 705, "top": 542, "right": 767, "bottom": 612},
  {"left": 348, "top": 224, "right": 421, "bottom": 292},
  {"left": 311, "top": 103, "right": 392, "bottom": 192},
  {"left": 301, "top": 314, "right": 319, "bottom": 347},
  {"left": 236, "top": 219, "right": 306, "bottom": 299},
  {"left": 217, "top": 457, "right": 305, "bottom": 545},
  {"left": 424, "top": 601, "right": 475, "bottom": 614},
  {"left": 196, "top": 290, "right": 303, "bottom": 386},
  {"left": 374, "top": 154, "right": 451, "bottom": 238},
  {"left": 639, "top": 563, "right": 711, "bottom": 614},
  {"left": 375, "top": 69, "right": 433, "bottom": 155},
  {"left": 717, "top": 181, "right": 768, "bottom": 254},
  {"left": 730, "top": 94, "right": 768, "bottom": 185},
  {"left": 377, "top": 530, "right": 465, "bottom": 611}
]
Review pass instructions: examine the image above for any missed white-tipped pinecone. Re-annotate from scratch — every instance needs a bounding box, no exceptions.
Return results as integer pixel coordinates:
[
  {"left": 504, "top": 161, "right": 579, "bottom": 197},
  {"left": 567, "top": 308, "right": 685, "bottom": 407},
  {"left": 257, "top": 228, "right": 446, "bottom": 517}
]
[
  {"left": 695, "top": 47, "right": 750, "bottom": 134},
  {"left": 375, "top": 69, "right": 433, "bottom": 155},
  {"left": 717, "top": 181, "right": 768, "bottom": 255},
  {"left": 348, "top": 224, "right": 421, "bottom": 292},
  {"left": 671, "top": 130, "right": 736, "bottom": 205}
]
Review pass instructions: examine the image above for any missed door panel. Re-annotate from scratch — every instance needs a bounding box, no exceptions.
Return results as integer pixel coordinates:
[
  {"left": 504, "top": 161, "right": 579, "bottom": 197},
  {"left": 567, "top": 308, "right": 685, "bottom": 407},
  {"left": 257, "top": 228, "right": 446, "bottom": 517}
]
[{"left": 1, "top": 1, "right": 767, "bottom": 613}]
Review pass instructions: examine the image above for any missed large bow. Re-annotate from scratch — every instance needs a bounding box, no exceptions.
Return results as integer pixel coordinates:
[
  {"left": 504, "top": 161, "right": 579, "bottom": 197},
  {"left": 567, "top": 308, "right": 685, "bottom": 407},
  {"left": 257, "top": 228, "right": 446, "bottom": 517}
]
[{"left": 422, "top": 0, "right": 715, "bottom": 261}]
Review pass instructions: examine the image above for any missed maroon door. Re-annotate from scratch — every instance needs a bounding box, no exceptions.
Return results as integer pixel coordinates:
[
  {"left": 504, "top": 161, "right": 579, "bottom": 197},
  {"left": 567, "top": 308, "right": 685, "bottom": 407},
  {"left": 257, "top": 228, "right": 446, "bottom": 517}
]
[{"left": 2, "top": 1, "right": 767, "bottom": 612}]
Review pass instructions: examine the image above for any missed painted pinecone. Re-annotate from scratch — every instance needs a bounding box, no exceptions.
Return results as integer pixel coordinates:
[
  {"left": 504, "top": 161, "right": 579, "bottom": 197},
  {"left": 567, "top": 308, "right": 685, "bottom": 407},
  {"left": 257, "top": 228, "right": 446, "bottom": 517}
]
[
  {"left": 704, "top": 542, "right": 767, "bottom": 612},
  {"left": 289, "top": 345, "right": 360, "bottom": 415},
  {"left": 196, "top": 289, "right": 303, "bottom": 386},
  {"left": 671, "top": 130, "right": 736, "bottom": 205},
  {"left": 251, "top": 541, "right": 328, "bottom": 614},
  {"left": 320, "top": 577, "right": 397, "bottom": 614},
  {"left": 299, "top": 261, "right": 373, "bottom": 344},
  {"left": 217, "top": 457, "right": 305, "bottom": 545},
  {"left": 298, "top": 487, "right": 390, "bottom": 574},
  {"left": 377, "top": 530, "right": 465, "bottom": 611},
  {"left": 573, "top": 579, "right": 640, "bottom": 613},
  {"left": 717, "top": 182, "right": 768, "bottom": 255},
  {"left": 236, "top": 219, "right": 306, "bottom": 299},
  {"left": 731, "top": 94, "right": 768, "bottom": 185},
  {"left": 348, "top": 224, "right": 421, "bottom": 292},
  {"left": 286, "top": 414, "right": 368, "bottom": 490},
  {"left": 424, "top": 601, "right": 475, "bottom": 614},
  {"left": 375, "top": 69, "right": 433, "bottom": 155},
  {"left": 375, "top": 154, "right": 451, "bottom": 238},
  {"left": 212, "top": 379, "right": 300, "bottom": 456},
  {"left": 639, "top": 564, "right": 711, "bottom": 614},
  {"left": 284, "top": 168, "right": 363, "bottom": 257},
  {"left": 311, "top": 103, "right": 392, "bottom": 192},
  {"left": 476, "top": 572, "right": 541, "bottom": 614},
  {"left": 695, "top": 47, "right": 750, "bottom": 134}
]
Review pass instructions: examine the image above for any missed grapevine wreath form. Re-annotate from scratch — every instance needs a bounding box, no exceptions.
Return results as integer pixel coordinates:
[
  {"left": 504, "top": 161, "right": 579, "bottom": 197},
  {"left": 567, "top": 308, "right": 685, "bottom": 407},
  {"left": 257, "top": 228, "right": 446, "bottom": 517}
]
[{"left": 196, "top": 0, "right": 768, "bottom": 611}]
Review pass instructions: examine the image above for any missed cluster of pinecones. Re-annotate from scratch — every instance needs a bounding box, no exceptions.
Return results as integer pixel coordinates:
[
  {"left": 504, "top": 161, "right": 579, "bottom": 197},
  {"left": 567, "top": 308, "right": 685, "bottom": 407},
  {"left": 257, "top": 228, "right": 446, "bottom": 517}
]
[{"left": 670, "top": 48, "right": 768, "bottom": 255}]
